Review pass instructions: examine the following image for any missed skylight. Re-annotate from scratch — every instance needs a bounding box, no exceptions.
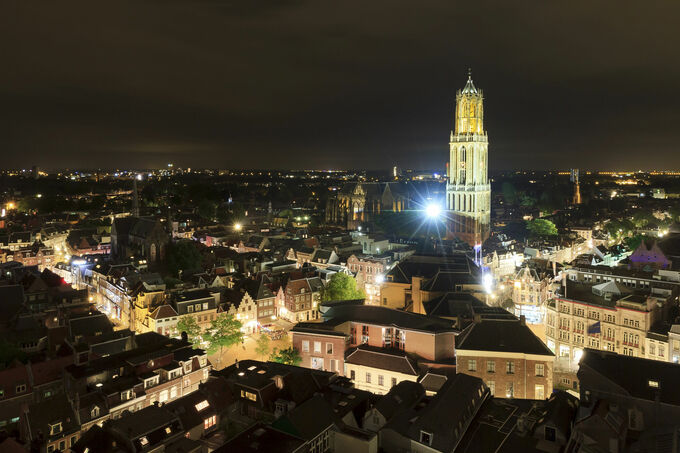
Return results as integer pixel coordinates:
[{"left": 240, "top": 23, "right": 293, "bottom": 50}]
[{"left": 195, "top": 400, "right": 210, "bottom": 411}]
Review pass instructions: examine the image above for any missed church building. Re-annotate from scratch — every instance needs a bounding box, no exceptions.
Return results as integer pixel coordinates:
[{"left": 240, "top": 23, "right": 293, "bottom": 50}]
[{"left": 446, "top": 71, "right": 491, "bottom": 246}]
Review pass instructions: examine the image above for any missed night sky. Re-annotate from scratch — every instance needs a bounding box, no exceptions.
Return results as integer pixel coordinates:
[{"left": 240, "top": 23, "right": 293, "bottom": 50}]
[{"left": 3, "top": 1, "right": 680, "bottom": 171}]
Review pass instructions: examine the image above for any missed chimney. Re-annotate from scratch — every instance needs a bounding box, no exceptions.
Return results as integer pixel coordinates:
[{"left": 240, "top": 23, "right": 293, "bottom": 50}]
[{"left": 519, "top": 315, "right": 526, "bottom": 326}]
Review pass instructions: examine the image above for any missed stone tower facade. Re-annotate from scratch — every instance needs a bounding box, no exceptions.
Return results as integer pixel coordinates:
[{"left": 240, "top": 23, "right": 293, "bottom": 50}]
[{"left": 446, "top": 72, "right": 490, "bottom": 245}]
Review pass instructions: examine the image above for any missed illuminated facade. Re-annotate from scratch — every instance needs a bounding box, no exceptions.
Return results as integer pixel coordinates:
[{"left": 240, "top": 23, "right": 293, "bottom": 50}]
[{"left": 446, "top": 71, "right": 490, "bottom": 245}]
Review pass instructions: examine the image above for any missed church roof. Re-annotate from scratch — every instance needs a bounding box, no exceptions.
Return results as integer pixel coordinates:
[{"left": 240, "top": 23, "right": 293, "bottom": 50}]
[{"left": 461, "top": 72, "right": 479, "bottom": 95}]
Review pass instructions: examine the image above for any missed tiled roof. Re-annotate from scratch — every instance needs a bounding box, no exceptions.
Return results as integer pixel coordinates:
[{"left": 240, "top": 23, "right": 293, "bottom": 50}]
[
  {"left": 345, "top": 345, "right": 418, "bottom": 375},
  {"left": 149, "top": 304, "right": 178, "bottom": 320}
]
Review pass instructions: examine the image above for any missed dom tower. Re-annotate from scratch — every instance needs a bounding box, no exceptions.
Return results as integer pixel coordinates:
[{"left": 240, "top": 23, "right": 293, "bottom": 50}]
[{"left": 446, "top": 71, "right": 490, "bottom": 246}]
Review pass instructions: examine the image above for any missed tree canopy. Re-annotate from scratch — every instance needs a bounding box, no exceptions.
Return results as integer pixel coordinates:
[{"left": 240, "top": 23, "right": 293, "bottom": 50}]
[
  {"left": 204, "top": 314, "right": 243, "bottom": 368},
  {"left": 526, "top": 218, "right": 558, "bottom": 236},
  {"left": 176, "top": 315, "right": 202, "bottom": 348},
  {"left": 166, "top": 240, "right": 203, "bottom": 277},
  {"left": 269, "top": 346, "right": 302, "bottom": 366},
  {"left": 255, "top": 334, "right": 271, "bottom": 359},
  {"left": 322, "top": 272, "right": 364, "bottom": 302}
]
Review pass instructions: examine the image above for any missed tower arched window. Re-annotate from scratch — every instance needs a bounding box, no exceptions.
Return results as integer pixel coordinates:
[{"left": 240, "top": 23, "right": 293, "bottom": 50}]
[{"left": 460, "top": 147, "right": 466, "bottom": 162}]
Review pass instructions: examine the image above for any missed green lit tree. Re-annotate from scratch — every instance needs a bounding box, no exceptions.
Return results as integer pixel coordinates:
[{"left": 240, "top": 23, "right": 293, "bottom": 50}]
[
  {"left": 255, "top": 334, "right": 271, "bottom": 359},
  {"left": 176, "top": 315, "right": 202, "bottom": 348},
  {"left": 269, "top": 346, "right": 302, "bottom": 366},
  {"left": 526, "top": 219, "right": 558, "bottom": 237},
  {"left": 322, "top": 272, "right": 364, "bottom": 302},
  {"left": 204, "top": 314, "right": 243, "bottom": 369}
]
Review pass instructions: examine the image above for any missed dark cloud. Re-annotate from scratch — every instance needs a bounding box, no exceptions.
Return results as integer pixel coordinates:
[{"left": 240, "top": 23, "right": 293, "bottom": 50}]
[{"left": 1, "top": 0, "right": 679, "bottom": 170}]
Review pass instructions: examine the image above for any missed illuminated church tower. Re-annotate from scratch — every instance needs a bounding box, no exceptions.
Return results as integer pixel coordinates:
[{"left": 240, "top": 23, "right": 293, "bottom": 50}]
[{"left": 446, "top": 70, "right": 490, "bottom": 246}]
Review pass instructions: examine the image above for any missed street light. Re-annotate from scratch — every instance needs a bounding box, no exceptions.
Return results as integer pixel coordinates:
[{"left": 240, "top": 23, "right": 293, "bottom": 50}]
[
  {"left": 425, "top": 203, "right": 442, "bottom": 219},
  {"left": 234, "top": 223, "right": 242, "bottom": 231}
]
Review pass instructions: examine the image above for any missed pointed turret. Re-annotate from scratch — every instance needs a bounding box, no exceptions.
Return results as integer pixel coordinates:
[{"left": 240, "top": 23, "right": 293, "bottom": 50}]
[{"left": 461, "top": 68, "right": 478, "bottom": 94}]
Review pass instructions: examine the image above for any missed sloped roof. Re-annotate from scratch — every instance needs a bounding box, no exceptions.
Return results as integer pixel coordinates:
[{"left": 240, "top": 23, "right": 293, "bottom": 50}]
[
  {"left": 580, "top": 349, "right": 680, "bottom": 406},
  {"left": 149, "top": 304, "right": 178, "bottom": 320},
  {"left": 323, "top": 305, "right": 457, "bottom": 333},
  {"left": 272, "top": 395, "right": 339, "bottom": 441},
  {"left": 373, "top": 380, "right": 425, "bottom": 420},
  {"left": 345, "top": 345, "right": 418, "bottom": 375},
  {"left": 0, "top": 285, "right": 24, "bottom": 321},
  {"left": 456, "top": 318, "right": 554, "bottom": 356}
]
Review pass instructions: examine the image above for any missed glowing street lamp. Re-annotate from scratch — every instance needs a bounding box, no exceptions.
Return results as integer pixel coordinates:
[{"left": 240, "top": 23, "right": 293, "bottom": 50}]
[
  {"left": 425, "top": 203, "right": 442, "bottom": 219},
  {"left": 234, "top": 223, "right": 242, "bottom": 232}
]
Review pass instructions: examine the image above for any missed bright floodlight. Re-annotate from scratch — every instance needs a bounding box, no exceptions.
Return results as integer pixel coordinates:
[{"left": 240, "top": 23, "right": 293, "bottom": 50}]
[
  {"left": 425, "top": 203, "right": 442, "bottom": 219},
  {"left": 483, "top": 273, "right": 493, "bottom": 293}
]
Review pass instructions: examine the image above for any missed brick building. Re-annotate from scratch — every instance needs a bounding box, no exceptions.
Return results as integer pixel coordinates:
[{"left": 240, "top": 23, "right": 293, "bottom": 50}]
[
  {"left": 291, "top": 304, "right": 457, "bottom": 393},
  {"left": 455, "top": 316, "right": 554, "bottom": 399}
]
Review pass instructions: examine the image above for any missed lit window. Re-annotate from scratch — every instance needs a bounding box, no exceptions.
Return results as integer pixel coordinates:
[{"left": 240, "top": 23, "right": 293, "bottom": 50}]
[
  {"left": 139, "top": 436, "right": 149, "bottom": 446},
  {"left": 195, "top": 400, "right": 210, "bottom": 411},
  {"left": 204, "top": 415, "right": 216, "bottom": 429},
  {"left": 468, "top": 359, "right": 477, "bottom": 372}
]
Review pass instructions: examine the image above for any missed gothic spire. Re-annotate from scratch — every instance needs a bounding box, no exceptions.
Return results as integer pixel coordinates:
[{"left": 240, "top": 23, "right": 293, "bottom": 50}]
[{"left": 461, "top": 68, "right": 478, "bottom": 95}]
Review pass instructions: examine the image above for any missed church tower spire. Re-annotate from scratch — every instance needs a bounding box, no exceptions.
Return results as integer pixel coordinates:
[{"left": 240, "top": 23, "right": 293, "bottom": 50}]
[{"left": 446, "top": 70, "right": 490, "bottom": 246}]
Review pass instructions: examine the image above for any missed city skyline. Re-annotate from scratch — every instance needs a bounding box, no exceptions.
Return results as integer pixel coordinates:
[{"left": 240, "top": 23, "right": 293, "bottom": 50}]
[{"left": 3, "top": 1, "right": 680, "bottom": 171}]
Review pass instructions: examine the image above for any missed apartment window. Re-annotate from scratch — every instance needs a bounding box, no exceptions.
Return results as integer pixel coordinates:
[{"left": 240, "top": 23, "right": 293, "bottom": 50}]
[
  {"left": 506, "top": 361, "right": 515, "bottom": 374},
  {"left": 468, "top": 359, "right": 477, "bottom": 372},
  {"left": 187, "top": 305, "right": 194, "bottom": 313},
  {"left": 302, "top": 341, "right": 310, "bottom": 352},
  {"left": 535, "top": 384, "right": 545, "bottom": 399},
  {"left": 487, "top": 381, "right": 495, "bottom": 396},
  {"left": 204, "top": 415, "right": 216, "bottom": 429},
  {"left": 535, "top": 363, "right": 545, "bottom": 377},
  {"left": 326, "top": 343, "right": 333, "bottom": 354},
  {"left": 378, "top": 375, "right": 384, "bottom": 386},
  {"left": 90, "top": 405, "right": 100, "bottom": 419},
  {"left": 15, "top": 384, "right": 26, "bottom": 394},
  {"left": 240, "top": 390, "right": 257, "bottom": 401},
  {"left": 184, "top": 377, "right": 191, "bottom": 388},
  {"left": 159, "top": 390, "right": 169, "bottom": 403},
  {"left": 650, "top": 343, "right": 656, "bottom": 356},
  {"left": 361, "top": 325, "right": 369, "bottom": 344},
  {"left": 506, "top": 382, "right": 514, "bottom": 398},
  {"left": 170, "top": 386, "right": 178, "bottom": 399},
  {"left": 350, "top": 370, "right": 356, "bottom": 380},
  {"left": 366, "top": 373, "right": 371, "bottom": 384},
  {"left": 59, "top": 441, "right": 65, "bottom": 451},
  {"left": 486, "top": 361, "right": 495, "bottom": 373},
  {"left": 194, "top": 304, "right": 201, "bottom": 312},
  {"left": 203, "top": 303, "right": 208, "bottom": 310},
  {"left": 392, "top": 377, "right": 397, "bottom": 387}
]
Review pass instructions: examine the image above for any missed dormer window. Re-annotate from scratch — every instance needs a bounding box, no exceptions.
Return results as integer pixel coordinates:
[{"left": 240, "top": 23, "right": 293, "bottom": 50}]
[
  {"left": 144, "top": 376, "right": 159, "bottom": 389},
  {"left": 49, "top": 422, "right": 62, "bottom": 436},
  {"left": 420, "top": 431, "right": 433, "bottom": 446},
  {"left": 91, "top": 406, "right": 100, "bottom": 418}
]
